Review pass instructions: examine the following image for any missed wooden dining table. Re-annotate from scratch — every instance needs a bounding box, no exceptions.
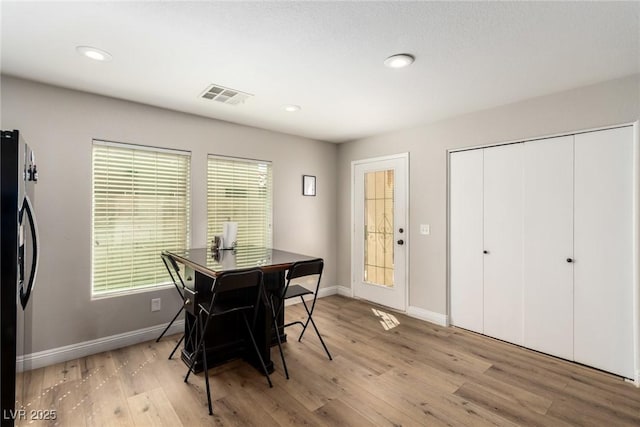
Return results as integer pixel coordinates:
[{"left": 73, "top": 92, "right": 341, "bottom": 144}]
[{"left": 165, "top": 246, "right": 317, "bottom": 373}]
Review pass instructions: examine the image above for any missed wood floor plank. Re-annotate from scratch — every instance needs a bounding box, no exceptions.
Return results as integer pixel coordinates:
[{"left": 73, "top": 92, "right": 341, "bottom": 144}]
[
  {"left": 546, "top": 394, "right": 640, "bottom": 427},
  {"left": 265, "top": 355, "right": 341, "bottom": 412},
  {"left": 367, "top": 327, "right": 493, "bottom": 380},
  {"left": 280, "top": 347, "right": 447, "bottom": 426},
  {"left": 448, "top": 326, "right": 620, "bottom": 387},
  {"left": 371, "top": 367, "right": 520, "bottom": 427},
  {"left": 245, "top": 384, "right": 327, "bottom": 426},
  {"left": 297, "top": 324, "right": 394, "bottom": 375},
  {"left": 453, "top": 381, "right": 572, "bottom": 427},
  {"left": 79, "top": 351, "right": 134, "bottom": 427},
  {"left": 148, "top": 338, "right": 213, "bottom": 426},
  {"left": 109, "top": 342, "right": 162, "bottom": 398},
  {"left": 337, "top": 387, "right": 427, "bottom": 427},
  {"left": 313, "top": 399, "right": 376, "bottom": 427},
  {"left": 460, "top": 371, "right": 553, "bottom": 415},
  {"left": 204, "top": 395, "right": 281, "bottom": 427},
  {"left": 545, "top": 375, "right": 640, "bottom": 427},
  {"left": 18, "top": 379, "right": 84, "bottom": 427},
  {"left": 41, "top": 359, "right": 82, "bottom": 390},
  {"left": 15, "top": 365, "right": 45, "bottom": 411},
  {"left": 127, "top": 387, "right": 183, "bottom": 427},
  {"left": 484, "top": 363, "right": 569, "bottom": 397},
  {"left": 560, "top": 379, "right": 640, "bottom": 419}
]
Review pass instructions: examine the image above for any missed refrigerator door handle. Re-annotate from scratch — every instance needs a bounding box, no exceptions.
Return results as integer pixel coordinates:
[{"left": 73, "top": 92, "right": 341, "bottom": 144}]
[{"left": 19, "top": 194, "right": 39, "bottom": 309}]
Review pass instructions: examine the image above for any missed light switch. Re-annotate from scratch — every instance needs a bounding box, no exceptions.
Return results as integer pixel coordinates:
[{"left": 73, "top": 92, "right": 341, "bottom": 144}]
[{"left": 420, "top": 224, "right": 430, "bottom": 235}]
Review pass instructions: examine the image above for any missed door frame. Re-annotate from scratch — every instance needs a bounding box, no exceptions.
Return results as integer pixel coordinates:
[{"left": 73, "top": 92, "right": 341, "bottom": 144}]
[
  {"left": 446, "top": 120, "right": 640, "bottom": 385},
  {"left": 350, "top": 152, "right": 409, "bottom": 312}
]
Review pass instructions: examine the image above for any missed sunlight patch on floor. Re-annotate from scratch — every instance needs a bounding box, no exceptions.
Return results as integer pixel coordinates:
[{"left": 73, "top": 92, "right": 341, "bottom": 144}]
[{"left": 371, "top": 308, "right": 400, "bottom": 331}]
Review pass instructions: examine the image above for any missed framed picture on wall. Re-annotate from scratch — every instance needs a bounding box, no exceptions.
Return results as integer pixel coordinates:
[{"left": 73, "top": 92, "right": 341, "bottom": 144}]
[{"left": 302, "top": 175, "right": 316, "bottom": 196}]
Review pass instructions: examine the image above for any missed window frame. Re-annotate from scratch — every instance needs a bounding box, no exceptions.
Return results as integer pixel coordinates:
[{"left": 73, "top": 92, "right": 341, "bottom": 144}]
[
  {"left": 91, "top": 139, "right": 191, "bottom": 298},
  {"left": 206, "top": 154, "right": 273, "bottom": 250}
]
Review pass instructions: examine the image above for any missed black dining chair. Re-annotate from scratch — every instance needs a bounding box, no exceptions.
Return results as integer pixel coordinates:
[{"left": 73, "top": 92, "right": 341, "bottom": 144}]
[
  {"left": 270, "top": 258, "right": 332, "bottom": 380},
  {"left": 159, "top": 252, "right": 189, "bottom": 359},
  {"left": 184, "top": 268, "right": 272, "bottom": 415}
]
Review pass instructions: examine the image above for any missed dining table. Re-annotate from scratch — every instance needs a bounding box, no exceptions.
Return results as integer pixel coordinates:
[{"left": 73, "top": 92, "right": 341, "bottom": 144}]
[{"left": 164, "top": 246, "right": 317, "bottom": 373}]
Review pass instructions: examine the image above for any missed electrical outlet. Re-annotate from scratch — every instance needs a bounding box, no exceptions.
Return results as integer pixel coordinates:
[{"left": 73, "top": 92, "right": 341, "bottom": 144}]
[
  {"left": 151, "top": 298, "right": 161, "bottom": 312},
  {"left": 420, "top": 224, "right": 430, "bottom": 235}
]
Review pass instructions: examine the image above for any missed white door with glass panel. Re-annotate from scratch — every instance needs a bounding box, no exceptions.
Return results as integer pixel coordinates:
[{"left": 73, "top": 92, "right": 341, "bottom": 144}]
[{"left": 353, "top": 154, "right": 408, "bottom": 311}]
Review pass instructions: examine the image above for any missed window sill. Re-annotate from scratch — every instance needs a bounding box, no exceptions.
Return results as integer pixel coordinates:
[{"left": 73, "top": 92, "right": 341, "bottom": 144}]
[{"left": 91, "top": 283, "right": 174, "bottom": 301}]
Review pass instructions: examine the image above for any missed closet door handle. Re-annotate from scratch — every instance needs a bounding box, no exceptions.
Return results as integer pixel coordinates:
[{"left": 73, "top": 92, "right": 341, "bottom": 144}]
[
  {"left": 483, "top": 250, "right": 489, "bottom": 254},
  {"left": 566, "top": 258, "right": 573, "bottom": 263}
]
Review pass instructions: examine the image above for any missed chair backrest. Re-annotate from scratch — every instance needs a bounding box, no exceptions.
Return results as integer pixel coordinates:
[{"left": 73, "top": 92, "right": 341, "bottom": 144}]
[
  {"left": 210, "top": 269, "right": 265, "bottom": 325},
  {"left": 286, "top": 259, "right": 324, "bottom": 282},
  {"left": 212, "top": 268, "right": 264, "bottom": 295},
  {"left": 161, "top": 251, "right": 186, "bottom": 289}
]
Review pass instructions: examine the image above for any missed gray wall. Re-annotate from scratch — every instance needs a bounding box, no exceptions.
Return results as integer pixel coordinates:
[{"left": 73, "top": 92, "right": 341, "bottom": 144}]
[
  {"left": 0, "top": 76, "right": 338, "bottom": 353},
  {"left": 337, "top": 73, "right": 640, "bottom": 317}
]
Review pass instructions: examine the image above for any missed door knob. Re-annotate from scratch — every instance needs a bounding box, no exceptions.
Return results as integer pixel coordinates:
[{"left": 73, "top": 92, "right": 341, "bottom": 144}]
[
  {"left": 399, "top": 228, "right": 404, "bottom": 233},
  {"left": 397, "top": 239, "right": 404, "bottom": 245},
  {"left": 483, "top": 250, "right": 489, "bottom": 254},
  {"left": 566, "top": 258, "right": 573, "bottom": 263}
]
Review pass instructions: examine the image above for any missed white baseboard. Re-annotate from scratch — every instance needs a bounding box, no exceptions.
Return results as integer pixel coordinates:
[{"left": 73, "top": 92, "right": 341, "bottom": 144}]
[
  {"left": 406, "top": 306, "right": 448, "bottom": 327},
  {"left": 284, "top": 285, "right": 349, "bottom": 306},
  {"left": 17, "top": 320, "right": 185, "bottom": 372},
  {"left": 337, "top": 285, "right": 353, "bottom": 297},
  {"left": 317, "top": 286, "right": 338, "bottom": 298}
]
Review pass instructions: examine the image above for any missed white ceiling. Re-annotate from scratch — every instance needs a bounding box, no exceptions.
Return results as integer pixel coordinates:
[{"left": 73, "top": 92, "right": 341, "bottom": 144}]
[{"left": 1, "top": 1, "right": 638, "bottom": 143}]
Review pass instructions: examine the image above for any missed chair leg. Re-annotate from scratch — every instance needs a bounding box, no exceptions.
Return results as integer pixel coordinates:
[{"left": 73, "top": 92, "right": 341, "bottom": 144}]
[
  {"left": 241, "top": 313, "right": 273, "bottom": 388},
  {"left": 298, "top": 297, "right": 311, "bottom": 341},
  {"left": 201, "top": 327, "right": 213, "bottom": 415},
  {"left": 168, "top": 334, "right": 185, "bottom": 360},
  {"left": 184, "top": 312, "right": 214, "bottom": 414},
  {"left": 185, "top": 312, "right": 207, "bottom": 383},
  {"left": 270, "top": 296, "right": 289, "bottom": 379},
  {"left": 157, "top": 306, "right": 184, "bottom": 342},
  {"left": 299, "top": 299, "right": 332, "bottom": 361}
]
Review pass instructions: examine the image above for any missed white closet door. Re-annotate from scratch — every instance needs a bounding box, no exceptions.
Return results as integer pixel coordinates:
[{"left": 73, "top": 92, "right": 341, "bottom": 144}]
[
  {"left": 450, "top": 149, "right": 484, "bottom": 333},
  {"left": 523, "top": 136, "right": 574, "bottom": 360},
  {"left": 483, "top": 144, "right": 524, "bottom": 344},
  {"left": 574, "top": 126, "right": 634, "bottom": 379}
]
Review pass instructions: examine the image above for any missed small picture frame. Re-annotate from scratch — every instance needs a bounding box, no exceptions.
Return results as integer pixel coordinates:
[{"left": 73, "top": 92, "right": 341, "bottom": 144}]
[{"left": 302, "top": 175, "right": 316, "bottom": 196}]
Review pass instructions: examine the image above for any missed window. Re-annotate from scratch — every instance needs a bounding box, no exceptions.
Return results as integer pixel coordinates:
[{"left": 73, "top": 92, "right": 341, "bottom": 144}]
[
  {"left": 207, "top": 156, "right": 272, "bottom": 248},
  {"left": 92, "top": 141, "right": 190, "bottom": 295}
]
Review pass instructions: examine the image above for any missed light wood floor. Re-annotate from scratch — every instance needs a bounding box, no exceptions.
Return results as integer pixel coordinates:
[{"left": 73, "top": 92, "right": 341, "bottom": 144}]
[{"left": 15, "top": 295, "right": 640, "bottom": 426}]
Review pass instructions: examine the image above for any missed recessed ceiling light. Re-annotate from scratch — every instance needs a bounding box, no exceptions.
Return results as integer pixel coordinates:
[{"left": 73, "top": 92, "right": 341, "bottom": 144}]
[
  {"left": 384, "top": 53, "right": 415, "bottom": 69},
  {"left": 76, "top": 46, "right": 112, "bottom": 62},
  {"left": 283, "top": 105, "right": 301, "bottom": 112}
]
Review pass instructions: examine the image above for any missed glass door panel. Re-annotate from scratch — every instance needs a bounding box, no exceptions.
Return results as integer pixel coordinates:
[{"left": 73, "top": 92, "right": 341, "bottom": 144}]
[{"left": 364, "top": 170, "right": 394, "bottom": 287}]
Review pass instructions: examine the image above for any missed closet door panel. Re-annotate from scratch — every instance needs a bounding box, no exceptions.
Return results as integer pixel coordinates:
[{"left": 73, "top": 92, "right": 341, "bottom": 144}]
[
  {"left": 523, "top": 136, "right": 574, "bottom": 360},
  {"left": 574, "top": 126, "right": 634, "bottom": 379},
  {"left": 483, "top": 144, "right": 524, "bottom": 344},
  {"left": 450, "top": 149, "right": 484, "bottom": 333}
]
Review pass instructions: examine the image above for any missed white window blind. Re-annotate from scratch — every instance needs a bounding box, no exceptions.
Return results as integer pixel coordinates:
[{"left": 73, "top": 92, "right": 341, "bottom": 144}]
[
  {"left": 92, "top": 141, "right": 191, "bottom": 295},
  {"left": 207, "top": 156, "right": 272, "bottom": 248}
]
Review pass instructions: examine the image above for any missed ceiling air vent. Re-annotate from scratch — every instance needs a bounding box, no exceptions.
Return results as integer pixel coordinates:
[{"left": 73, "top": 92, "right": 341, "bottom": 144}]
[{"left": 200, "top": 84, "right": 253, "bottom": 106}]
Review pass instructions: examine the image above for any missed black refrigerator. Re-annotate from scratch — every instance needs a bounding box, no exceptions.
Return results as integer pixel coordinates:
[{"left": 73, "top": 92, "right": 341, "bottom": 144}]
[{"left": 1, "top": 130, "right": 39, "bottom": 427}]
